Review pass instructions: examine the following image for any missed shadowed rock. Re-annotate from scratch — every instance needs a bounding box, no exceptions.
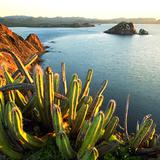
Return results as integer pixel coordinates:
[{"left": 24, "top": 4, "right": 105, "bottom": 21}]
[
  {"left": 26, "top": 34, "right": 44, "bottom": 53},
  {"left": 104, "top": 22, "right": 137, "bottom": 35},
  {"left": 138, "top": 29, "right": 149, "bottom": 35}
]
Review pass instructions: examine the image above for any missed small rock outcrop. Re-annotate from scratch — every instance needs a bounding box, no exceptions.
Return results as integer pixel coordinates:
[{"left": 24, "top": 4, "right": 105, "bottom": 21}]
[
  {"left": 0, "top": 23, "right": 45, "bottom": 76},
  {"left": 104, "top": 22, "right": 137, "bottom": 35},
  {"left": 138, "top": 29, "right": 149, "bottom": 35},
  {"left": 26, "top": 34, "right": 44, "bottom": 53}
]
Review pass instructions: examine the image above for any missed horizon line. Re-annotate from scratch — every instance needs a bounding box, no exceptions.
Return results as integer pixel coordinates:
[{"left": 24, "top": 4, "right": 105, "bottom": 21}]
[{"left": 1, "top": 15, "right": 160, "bottom": 20}]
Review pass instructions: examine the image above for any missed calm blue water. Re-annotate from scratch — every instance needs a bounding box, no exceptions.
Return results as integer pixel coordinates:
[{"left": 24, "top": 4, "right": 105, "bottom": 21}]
[{"left": 11, "top": 24, "right": 160, "bottom": 132}]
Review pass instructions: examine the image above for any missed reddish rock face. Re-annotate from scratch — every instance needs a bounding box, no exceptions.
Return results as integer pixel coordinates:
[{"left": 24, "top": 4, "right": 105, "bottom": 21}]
[
  {"left": 0, "top": 23, "right": 45, "bottom": 77},
  {"left": 26, "top": 34, "right": 44, "bottom": 53}
]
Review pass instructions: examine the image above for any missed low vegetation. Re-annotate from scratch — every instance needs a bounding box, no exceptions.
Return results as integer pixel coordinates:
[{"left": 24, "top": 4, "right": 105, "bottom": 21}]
[{"left": 0, "top": 48, "right": 159, "bottom": 160}]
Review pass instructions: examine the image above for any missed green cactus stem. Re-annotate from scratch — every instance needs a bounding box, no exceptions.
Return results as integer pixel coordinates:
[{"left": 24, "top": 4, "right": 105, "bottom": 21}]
[
  {"left": 0, "top": 48, "right": 33, "bottom": 84},
  {"left": 12, "top": 54, "right": 38, "bottom": 79},
  {"left": 44, "top": 67, "right": 54, "bottom": 124},
  {"left": 71, "top": 103, "right": 89, "bottom": 135},
  {"left": 103, "top": 116, "right": 119, "bottom": 141},
  {"left": 78, "top": 111, "right": 104, "bottom": 157},
  {"left": 0, "top": 83, "right": 67, "bottom": 100},
  {"left": 81, "top": 147, "right": 99, "bottom": 160},
  {"left": 69, "top": 80, "right": 79, "bottom": 124},
  {"left": 11, "top": 106, "right": 47, "bottom": 149},
  {"left": 130, "top": 118, "right": 153, "bottom": 150},
  {"left": 96, "top": 80, "right": 108, "bottom": 97},
  {"left": 56, "top": 131, "right": 75, "bottom": 159},
  {"left": 79, "top": 69, "right": 93, "bottom": 100},
  {"left": 61, "top": 62, "right": 68, "bottom": 95},
  {"left": 0, "top": 119, "right": 22, "bottom": 159},
  {"left": 51, "top": 104, "right": 64, "bottom": 134},
  {"left": 76, "top": 120, "right": 91, "bottom": 149},
  {"left": 124, "top": 94, "right": 130, "bottom": 141},
  {"left": 103, "top": 99, "right": 116, "bottom": 128},
  {"left": 86, "top": 95, "right": 104, "bottom": 119},
  {"left": 76, "top": 96, "right": 93, "bottom": 111}
]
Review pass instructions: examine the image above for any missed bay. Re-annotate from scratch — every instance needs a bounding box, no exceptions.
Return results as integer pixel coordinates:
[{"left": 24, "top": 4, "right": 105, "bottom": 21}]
[{"left": 11, "top": 24, "right": 160, "bottom": 132}]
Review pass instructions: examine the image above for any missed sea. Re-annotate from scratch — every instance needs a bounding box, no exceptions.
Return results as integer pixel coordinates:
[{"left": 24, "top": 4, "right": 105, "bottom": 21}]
[{"left": 11, "top": 24, "right": 160, "bottom": 132}]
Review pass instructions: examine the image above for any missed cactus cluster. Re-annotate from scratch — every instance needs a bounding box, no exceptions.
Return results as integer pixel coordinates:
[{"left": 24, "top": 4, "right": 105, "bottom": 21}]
[{"left": 0, "top": 49, "right": 159, "bottom": 159}]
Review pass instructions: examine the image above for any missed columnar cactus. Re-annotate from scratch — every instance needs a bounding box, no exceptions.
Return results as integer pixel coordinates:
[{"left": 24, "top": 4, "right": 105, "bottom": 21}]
[{"left": 0, "top": 49, "right": 158, "bottom": 160}]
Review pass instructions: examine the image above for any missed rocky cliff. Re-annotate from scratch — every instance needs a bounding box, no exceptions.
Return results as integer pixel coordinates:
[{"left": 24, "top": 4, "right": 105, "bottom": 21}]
[{"left": 0, "top": 23, "right": 44, "bottom": 76}]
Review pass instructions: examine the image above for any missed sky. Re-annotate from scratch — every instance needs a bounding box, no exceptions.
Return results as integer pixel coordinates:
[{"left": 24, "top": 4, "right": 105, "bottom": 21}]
[{"left": 1, "top": 0, "right": 160, "bottom": 19}]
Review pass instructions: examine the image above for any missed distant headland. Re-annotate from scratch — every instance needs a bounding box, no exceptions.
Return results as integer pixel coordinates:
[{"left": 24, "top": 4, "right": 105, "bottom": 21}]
[{"left": 0, "top": 16, "right": 160, "bottom": 27}]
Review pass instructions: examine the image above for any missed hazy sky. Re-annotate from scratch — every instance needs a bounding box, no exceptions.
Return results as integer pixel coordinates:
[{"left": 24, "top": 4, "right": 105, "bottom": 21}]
[{"left": 1, "top": 0, "right": 160, "bottom": 19}]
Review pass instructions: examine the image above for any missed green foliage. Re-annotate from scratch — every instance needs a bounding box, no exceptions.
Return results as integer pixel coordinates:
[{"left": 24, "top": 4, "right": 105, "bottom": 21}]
[
  {"left": 104, "top": 147, "right": 143, "bottom": 160},
  {"left": 23, "top": 140, "right": 63, "bottom": 160}
]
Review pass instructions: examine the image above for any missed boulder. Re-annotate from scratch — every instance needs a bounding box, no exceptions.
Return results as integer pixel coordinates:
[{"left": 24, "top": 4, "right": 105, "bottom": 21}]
[
  {"left": 26, "top": 34, "right": 44, "bottom": 53},
  {"left": 104, "top": 22, "right": 137, "bottom": 35},
  {"left": 138, "top": 29, "right": 149, "bottom": 35},
  {"left": 0, "top": 23, "right": 45, "bottom": 76}
]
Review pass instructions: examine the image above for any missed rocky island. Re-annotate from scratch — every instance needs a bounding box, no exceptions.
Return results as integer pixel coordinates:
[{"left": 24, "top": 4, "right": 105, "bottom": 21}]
[
  {"left": 138, "top": 28, "right": 149, "bottom": 35},
  {"left": 0, "top": 23, "right": 44, "bottom": 77},
  {"left": 104, "top": 21, "right": 149, "bottom": 35}
]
